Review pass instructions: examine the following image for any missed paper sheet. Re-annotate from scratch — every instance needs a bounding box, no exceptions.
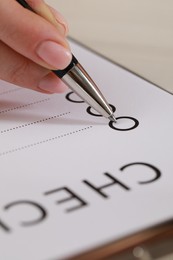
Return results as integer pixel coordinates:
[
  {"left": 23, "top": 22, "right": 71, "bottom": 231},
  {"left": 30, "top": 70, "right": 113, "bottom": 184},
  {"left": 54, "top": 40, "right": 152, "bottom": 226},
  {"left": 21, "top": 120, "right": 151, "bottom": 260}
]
[{"left": 0, "top": 40, "right": 173, "bottom": 260}]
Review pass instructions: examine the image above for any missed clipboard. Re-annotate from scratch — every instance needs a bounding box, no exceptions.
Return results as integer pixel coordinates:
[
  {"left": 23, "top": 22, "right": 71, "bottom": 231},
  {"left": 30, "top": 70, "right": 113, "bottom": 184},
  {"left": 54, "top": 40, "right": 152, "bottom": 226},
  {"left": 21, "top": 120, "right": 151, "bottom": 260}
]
[
  {"left": 67, "top": 41, "right": 173, "bottom": 260},
  {"left": 0, "top": 39, "right": 173, "bottom": 260}
]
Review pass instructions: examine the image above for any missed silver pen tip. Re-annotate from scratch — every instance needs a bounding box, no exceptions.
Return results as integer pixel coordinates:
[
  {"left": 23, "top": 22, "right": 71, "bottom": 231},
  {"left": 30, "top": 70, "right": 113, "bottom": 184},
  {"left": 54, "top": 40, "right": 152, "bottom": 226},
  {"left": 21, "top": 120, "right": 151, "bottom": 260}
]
[{"left": 108, "top": 114, "right": 117, "bottom": 123}]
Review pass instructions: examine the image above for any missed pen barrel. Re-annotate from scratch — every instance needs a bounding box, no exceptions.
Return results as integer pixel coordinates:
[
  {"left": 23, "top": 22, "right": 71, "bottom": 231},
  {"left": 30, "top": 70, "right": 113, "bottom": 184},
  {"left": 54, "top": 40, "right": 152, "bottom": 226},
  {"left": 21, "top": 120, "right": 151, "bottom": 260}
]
[
  {"left": 59, "top": 62, "right": 114, "bottom": 118},
  {"left": 16, "top": 0, "right": 33, "bottom": 11},
  {"left": 16, "top": 0, "right": 115, "bottom": 120}
]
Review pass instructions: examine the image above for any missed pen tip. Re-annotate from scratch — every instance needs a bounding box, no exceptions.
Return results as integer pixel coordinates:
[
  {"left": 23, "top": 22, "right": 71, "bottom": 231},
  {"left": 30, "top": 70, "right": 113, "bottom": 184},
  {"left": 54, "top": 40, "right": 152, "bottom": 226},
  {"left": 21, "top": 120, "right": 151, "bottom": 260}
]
[{"left": 109, "top": 114, "right": 117, "bottom": 123}]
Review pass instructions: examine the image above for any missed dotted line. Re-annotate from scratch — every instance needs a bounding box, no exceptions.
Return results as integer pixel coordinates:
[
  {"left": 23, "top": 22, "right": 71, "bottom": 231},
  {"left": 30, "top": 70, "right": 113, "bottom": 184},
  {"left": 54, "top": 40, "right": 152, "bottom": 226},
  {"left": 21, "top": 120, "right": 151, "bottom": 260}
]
[
  {"left": 0, "top": 126, "right": 93, "bottom": 157},
  {"left": 0, "top": 98, "right": 50, "bottom": 115},
  {"left": 0, "top": 88, "right": 21, "bottom": 96},
  {"left": 0, "top": 112, "right": 71, "bottom": 134}
]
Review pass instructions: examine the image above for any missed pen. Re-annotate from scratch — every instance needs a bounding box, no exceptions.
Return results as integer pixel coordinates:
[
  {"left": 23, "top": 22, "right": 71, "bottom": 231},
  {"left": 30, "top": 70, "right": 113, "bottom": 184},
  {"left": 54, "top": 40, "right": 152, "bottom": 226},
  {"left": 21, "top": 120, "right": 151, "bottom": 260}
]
[{"left": 16, "top": 0, "right": 116, "bottom": 123}]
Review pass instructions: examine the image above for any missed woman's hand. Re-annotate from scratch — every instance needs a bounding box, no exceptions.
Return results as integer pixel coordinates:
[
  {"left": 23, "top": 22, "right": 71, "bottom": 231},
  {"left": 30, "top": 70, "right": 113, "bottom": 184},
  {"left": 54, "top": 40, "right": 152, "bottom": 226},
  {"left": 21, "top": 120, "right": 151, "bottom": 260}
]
[{"left": 0, "top": 0, "right": 72, "bottom": 93}]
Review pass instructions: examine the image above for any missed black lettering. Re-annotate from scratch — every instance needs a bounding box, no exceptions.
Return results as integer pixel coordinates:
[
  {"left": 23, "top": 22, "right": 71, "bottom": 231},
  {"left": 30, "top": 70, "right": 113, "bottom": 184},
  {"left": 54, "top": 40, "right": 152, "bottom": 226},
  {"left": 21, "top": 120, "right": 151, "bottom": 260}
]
[
  {"left": 83, "top": 173, "right": 130, "bottom": 198},
  {"left": 44, "top": 187, "right": 88, "bottom": 213},
  {"left": 0, "top": 218, "right": 11, "bottom": 233},
  {"left": 120, "top": 162, "right": 161, "bottom": 184},
  {"left": 4, "top": 200, "right": 47, "bottom": 226},
  {"left": 66, "top": 91, "right": 84, "bottom": 103}
]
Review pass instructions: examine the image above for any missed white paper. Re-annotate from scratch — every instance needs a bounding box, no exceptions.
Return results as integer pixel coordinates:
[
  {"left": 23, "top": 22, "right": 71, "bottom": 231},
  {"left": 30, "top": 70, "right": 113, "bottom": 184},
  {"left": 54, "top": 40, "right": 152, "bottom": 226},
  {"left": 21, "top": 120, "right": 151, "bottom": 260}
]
[{"left": 0, "top": 41, "right": 173, "bottom": 260}]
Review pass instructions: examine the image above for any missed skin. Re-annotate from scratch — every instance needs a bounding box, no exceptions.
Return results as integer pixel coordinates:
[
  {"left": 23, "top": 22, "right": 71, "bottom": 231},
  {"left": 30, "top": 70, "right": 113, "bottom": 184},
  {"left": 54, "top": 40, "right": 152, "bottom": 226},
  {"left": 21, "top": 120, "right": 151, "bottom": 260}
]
[{"left": 0, "top": 0, "right": 72, "bottom": 94}]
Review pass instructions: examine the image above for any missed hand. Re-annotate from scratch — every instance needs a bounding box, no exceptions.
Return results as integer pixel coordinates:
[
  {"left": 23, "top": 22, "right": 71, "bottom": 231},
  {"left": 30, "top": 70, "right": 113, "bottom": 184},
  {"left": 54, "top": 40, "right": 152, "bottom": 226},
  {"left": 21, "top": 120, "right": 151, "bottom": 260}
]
[{"left": 0, "top": 0, "right": 72, "bottom": 93}]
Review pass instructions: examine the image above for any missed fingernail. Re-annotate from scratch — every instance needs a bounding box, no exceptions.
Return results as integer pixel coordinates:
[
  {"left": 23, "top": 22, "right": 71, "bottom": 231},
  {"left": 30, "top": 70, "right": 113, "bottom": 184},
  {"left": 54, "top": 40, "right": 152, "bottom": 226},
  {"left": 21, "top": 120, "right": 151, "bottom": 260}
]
[
  {"left": 36, "top": 41, "right": 72, "bottom": 69},
  {"left": 38, "top": 73, "right": 68, "bottom": 93}
]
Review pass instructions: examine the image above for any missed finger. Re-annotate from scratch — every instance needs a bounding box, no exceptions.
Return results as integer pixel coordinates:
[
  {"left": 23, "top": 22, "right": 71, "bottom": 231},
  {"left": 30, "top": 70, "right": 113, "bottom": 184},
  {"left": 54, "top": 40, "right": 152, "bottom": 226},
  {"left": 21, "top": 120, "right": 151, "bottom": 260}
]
[
  {"left": 0, "top": 40, "right": 67, "bottom": 93},
  {"left": 38, "top": 72, "right": 68, "bottom": 93},
  {"left": 0, "top": 0, "right": 72, "bottom": 70},
  {"left": 26, "top": 0, "right": 68, "bottom": 35},
  {"left": 48, "top": 5, "right": 69, "bottom": 36}
]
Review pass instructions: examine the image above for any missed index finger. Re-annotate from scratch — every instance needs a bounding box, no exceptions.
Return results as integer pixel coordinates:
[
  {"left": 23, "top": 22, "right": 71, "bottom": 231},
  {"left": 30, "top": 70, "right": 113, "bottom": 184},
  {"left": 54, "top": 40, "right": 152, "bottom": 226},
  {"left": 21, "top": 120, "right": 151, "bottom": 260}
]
[
  {"left": 25, "top": 0, "right": 68, "bottom": 35},
  {"left": 0, "top": 0, "right": 72, "bottom": 70}
]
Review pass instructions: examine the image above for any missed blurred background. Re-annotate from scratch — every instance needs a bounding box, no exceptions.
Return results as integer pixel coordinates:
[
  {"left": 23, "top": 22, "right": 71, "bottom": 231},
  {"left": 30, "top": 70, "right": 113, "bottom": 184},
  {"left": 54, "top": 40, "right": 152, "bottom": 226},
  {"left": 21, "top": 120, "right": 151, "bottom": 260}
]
[{"left": 47, "top": 0, "right": 173, "bottom": 94}]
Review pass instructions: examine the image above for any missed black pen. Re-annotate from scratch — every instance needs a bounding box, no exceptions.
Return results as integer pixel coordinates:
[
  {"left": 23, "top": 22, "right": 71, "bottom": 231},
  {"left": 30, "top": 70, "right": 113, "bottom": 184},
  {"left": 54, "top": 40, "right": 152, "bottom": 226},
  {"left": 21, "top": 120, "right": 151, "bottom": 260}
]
[{"left": 16, "top": 0, "right": 116, "bottom": 122}]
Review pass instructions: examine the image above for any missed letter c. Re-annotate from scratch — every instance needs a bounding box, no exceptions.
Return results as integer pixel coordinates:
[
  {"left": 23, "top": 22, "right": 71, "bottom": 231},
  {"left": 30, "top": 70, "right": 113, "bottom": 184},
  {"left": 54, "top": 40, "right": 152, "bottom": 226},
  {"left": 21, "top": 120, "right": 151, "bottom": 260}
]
[
  {"left": 4, "top": 200, "right": 47, "bottom": 227},
  {"left": 120, "top": 162, "right": 161, "bottom": 184}
]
